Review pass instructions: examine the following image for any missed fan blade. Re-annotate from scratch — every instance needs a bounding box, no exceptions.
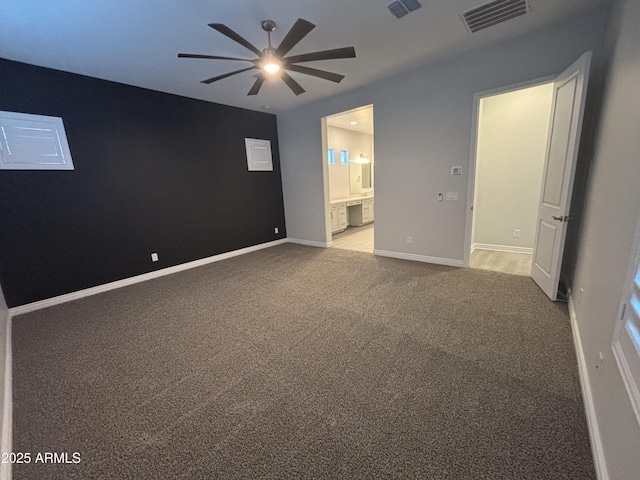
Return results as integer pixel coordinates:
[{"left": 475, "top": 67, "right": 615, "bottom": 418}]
[
  {"left": 248, "top": 74, "right": 266, "bottom": 96},
  {"left": 284, "top": 46, "right": 356, "bottom": 64},
  {"left": 280, "top": 71, "right": 305, "bottom": 96},
  {"left": 275, "top": 19, "right": 315, "bottom": 57},
  {"left": 208, "top": 23, "right": 262, "bottom": 56},
  {"left": 178, "top": 53, "right": 257, "bottom": 63},
  {"left": 284, "top": 64, "right": 345, "bottom": 83},
  {"left": 201, "top": 66, "right": 256, "bottom": 84}
]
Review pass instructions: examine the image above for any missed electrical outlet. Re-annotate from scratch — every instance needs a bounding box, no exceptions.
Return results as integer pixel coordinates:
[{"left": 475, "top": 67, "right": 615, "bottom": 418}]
[
  {"left": 513, "top": 229, "right": 521, "bottom": 238},
  {"left": 445, "top": 192, "right": 458, "bottom": 201},
  {"left": 151, "top": 252, "right": 159, "bottom": 262},
  {"left": 406, "top": 236, "right": 412, "bottom": 245},
  {"left": 595, "top": 352, "right": 604, "bottom": 372},
  {"left": 274, "top": 227, "right": 279, "bottom": 234}
]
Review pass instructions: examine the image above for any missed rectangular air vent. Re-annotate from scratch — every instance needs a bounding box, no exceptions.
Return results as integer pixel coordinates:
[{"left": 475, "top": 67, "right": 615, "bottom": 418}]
[
  {"left": 462, "top": 0, "right": 529, "bottom": 33},
  {"left": 388, "top": 0, "right": 422, "bottom": 19},
  {"left": 0, "top": 110, "right": 74, "bottom": 170}
]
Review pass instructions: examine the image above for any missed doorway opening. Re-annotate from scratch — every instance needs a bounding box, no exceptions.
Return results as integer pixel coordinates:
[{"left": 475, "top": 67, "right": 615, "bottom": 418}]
[
  {"left": 466, "top": 52, "right": 591, "bottom": 299},
  {"left": 469, "top": 81, "right": 555, "bottom": 276},
  {"left": 323, "top": 105, "right": 375, "bottom": 253}
]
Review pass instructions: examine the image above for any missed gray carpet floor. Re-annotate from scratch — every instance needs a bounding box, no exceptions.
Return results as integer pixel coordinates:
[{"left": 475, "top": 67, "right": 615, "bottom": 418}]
[{"left": 12, "top": 243, "right": 595, "bottom": 479}]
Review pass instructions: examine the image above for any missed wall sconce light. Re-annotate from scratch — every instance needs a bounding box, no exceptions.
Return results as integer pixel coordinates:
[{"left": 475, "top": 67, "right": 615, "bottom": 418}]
[{"left": 354, "top": 153, "right": 370, "bottom": 164}]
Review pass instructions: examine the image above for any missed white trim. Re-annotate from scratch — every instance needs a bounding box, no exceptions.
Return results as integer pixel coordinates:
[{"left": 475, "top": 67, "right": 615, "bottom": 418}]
[
  {"left": 472, "top": 243, "right": 533, "bottom": 255},
  {"left": 287, "top": 238, "right": 333, "bottom": 248},
  {"left": 568, "top": 291, "right": 610, "bottom": 480},
  {"left": 321, "top": 116, "right": 334, "bottom": 246},
  {"left": 373, "top": 249, "right": 465, "bottom": 267},
  {"left": 0, "top": 313, "right": 11, "bottom": 480},
  {"left": 9, "top": 239, "right": 288, "bottom": 317}
]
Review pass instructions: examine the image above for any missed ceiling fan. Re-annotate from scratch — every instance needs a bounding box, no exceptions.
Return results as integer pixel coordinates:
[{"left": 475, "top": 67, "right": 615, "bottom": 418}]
[{"left": 178, "top": 18, "right": 356, "bottom": 96}]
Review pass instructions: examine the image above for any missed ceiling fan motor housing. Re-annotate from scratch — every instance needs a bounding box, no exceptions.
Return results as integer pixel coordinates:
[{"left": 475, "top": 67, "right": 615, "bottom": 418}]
[{"left": 261, "top": 20, "right": 277, "bottom": 32}]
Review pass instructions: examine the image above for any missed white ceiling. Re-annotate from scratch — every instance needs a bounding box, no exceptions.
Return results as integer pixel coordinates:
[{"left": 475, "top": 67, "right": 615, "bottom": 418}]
[
  {"left": 327, "top": 105, "right": 374, "bottom": 135},
  {"left": 0, "top": 0, "right": 606, "bottom": 114}
]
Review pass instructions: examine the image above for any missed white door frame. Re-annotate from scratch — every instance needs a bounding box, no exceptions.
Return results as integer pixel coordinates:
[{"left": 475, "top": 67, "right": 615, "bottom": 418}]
[
  {"left": 320, "top": 116, "right": 334, "bottom": 247},
  {"left": 321, "top": 104, "right": 376, "bottom": 248},
  {"left": 464, "top": 75, "right": 556, "bottom": 268}
]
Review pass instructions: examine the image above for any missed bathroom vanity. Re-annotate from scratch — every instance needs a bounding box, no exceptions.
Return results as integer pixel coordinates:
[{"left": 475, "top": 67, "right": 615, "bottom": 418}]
[{"left": 330, "top": 194, "right": 374, "bottom": 233}]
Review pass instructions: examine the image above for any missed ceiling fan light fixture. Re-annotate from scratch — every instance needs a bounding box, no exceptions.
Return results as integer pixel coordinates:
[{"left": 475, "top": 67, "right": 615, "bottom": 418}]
[
  {"left": 260, "top": 47, "right": 282, "bottom": 75},
  {"left": 263, "top": 61, "right": 281, "bottom": 74}
]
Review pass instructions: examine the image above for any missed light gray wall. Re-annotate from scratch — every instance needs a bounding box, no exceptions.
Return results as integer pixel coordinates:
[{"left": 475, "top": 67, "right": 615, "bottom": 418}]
[
  {"left": 473, "top": 83, "right": 553, "bottom": 250},
  {"left": 279, "top": 8, "right": 610, "bottom": 261},
  {"left": 571, "top": 0, "right": 640, "bottom": 478}
]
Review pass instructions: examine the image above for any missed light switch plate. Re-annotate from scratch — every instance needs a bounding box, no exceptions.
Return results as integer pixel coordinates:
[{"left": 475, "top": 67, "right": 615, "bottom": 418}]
[
  {"left": 446, "top": 192, "right": 459, "bottom": 201},
  {"left": 451, "top": 166, "right": 462, "bottom": 175}
]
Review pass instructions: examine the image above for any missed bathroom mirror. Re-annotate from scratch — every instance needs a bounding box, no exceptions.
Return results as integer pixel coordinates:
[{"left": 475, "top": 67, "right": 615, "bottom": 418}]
[
  {"left": 362, "top": 163, "right": 372, "bottom": 189},
  {"left": 349, "top": 162, "right": 373, "bottom": 194}
]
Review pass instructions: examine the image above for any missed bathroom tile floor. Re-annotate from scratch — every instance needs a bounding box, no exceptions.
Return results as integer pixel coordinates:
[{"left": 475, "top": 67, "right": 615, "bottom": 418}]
[{"left": 331, "top": 224, "right": 374, "bottom": 253}]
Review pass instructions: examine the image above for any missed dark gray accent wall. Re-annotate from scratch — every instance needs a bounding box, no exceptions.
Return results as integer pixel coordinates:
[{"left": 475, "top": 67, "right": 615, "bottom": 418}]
[{"left": 0, "top": 58, "right": 286, "bottom": 308}]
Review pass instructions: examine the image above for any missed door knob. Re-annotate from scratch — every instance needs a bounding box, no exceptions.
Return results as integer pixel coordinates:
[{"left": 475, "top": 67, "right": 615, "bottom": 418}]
[{"left": 551, "top": 216, "right": 563, "bottom": 221}]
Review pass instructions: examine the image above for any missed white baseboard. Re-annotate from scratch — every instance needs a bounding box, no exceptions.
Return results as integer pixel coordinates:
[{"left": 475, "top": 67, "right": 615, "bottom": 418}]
[
  {"left": 568, "top": 291, "right": 609, "bottom": 480},
  {"left": 472, "top": 243, "right": 533, "bottom": 255},
  {"left": 0, "top": 314, "right": 11, "bottom": 480},
  {"left": 287, "top": 238, "right": 333, "bottom": 248},
  {"left": 373, "top": 249, "right": 465, "bottom": 268},
  {"left": 9, "top": 239, "right": 289, "bottom": 317}
]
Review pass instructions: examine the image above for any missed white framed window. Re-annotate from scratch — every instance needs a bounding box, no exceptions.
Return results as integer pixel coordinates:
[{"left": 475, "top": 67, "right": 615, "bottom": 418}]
[
  {"left": 613, "top": 211, "right": 640, "bottom": 427},
  {"left": 0, "top": 110, "right": 74, "bottom": 170}
]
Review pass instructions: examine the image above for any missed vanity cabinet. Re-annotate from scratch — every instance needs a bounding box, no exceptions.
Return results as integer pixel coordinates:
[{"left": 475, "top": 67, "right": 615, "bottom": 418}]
[
  {"left": 331, "top": 205, "right": 339, "bottom": 232},
  {"left": 362, "top": 199, "right": 372, "bottom": 223},
  {"left": 347, "top": 198, "right": 374, "bottom": 226},
  {"left": 331, "top": 203, "right": 347, "bottom": 233},
  {"left": 331, "top": 196, "right": 373, "bottom": 232}
]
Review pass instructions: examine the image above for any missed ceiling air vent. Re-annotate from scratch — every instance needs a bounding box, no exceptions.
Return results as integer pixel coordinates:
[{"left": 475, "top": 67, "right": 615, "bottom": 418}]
[
  {"left": 462, "top": 0, "right": 530, "bottom": 33},
  {"left": 388, "top": 0, "right": 422, "bottom": 19}
]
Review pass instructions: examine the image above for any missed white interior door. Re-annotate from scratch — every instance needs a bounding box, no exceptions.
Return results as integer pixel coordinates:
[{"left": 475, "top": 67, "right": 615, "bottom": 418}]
[{"left": 531, "top": 52, "right": 592, "bottom": 300}]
